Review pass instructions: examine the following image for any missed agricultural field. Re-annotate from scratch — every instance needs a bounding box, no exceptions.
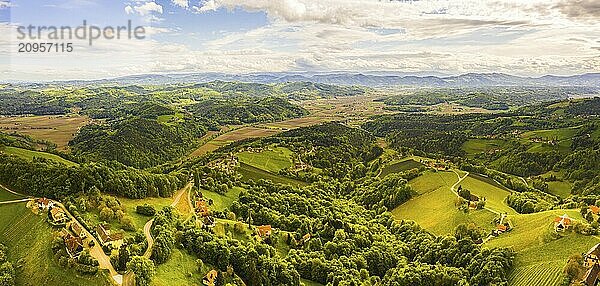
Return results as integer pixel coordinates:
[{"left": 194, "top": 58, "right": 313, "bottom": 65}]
[
  {"left": 236, "top": 146, "right": 293, "bottom": 173},
  {"left": 0, "top": 115, "right": 91, "bottom": 151},
  {"left": 0, "top": 146, "right": 78, "bottom": 167},
  {"left": 0, "top": 202, "right": 109, "bottom": 286},
  {"left": 379, "top": 158, "right": 424, "bottom": 178},
  {"left": 458, "top": 174, "right": 516, "bottom": 214},
  {"left": 520, "top": 126, "right": 580, "bottom": 153},
  {"left": 190, "top": 127, "right": 280, "bottom": 158},
  {"left": 462, "top": 138, "right": 510, "bottom": 156},
  {"left": 486, "top": 209, "right": 597, "bottom": 286},
  {"left": 392, "top": 171, "right": 497, "bottom": 235}
]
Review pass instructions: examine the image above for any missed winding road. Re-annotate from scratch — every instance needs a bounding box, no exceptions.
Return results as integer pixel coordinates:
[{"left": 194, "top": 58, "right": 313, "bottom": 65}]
[{"left": 142, "top": 182, "right": 193, "bottom": 259}]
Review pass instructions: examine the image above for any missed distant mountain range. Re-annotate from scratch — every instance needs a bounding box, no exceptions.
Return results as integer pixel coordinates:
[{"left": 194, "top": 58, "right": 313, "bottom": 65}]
[{"left": 45, "top": 72, "right": 600, "bottom": 87}]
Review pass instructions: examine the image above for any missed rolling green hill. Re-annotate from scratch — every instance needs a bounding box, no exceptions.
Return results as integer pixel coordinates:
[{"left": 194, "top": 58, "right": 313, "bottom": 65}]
[
  {"left": 0, "top": 202, "right": 109, "bottom": 286},
  {"left": 236, "top": 146, "right": 293, "bottom": 173}
]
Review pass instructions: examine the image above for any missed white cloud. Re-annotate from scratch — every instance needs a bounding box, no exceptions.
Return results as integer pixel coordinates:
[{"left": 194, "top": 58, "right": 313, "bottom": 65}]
[
  {"left": 132, "top": 1, "right": 163, "bottom": 16},
  {"left": 172, "top": 0, "right": 188, "bottom": 8}
]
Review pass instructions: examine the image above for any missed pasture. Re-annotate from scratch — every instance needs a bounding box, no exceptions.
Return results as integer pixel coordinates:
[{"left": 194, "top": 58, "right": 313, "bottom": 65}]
[
  {"left": 0, "top": 203, "right": 108, "bottom": 286},
  {"left": 201, "top": 187, "right": 244, "bottom": 212},
  {"left": 1, "top": 146, "right": 78, "bottom": 167},
  {"left": 0, "top": 187, "right": 23, "bottom": 201},
  {"left": 151, "top": 248, "right": 204, "bottom": 286},
  {"left": 237, "top": 146, "right": 293, "bottom": 173},
  {"left": 462, "top": 138, "right": 510, "bottom": 156},
  {"left": 0, "top": 115, "right": 90, "bottom": 151}
]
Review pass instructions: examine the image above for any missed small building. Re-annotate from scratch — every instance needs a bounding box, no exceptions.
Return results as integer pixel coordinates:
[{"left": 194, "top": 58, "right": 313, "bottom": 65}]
[
  {"left": 70, "top": 222, "right": 86, "bottom": 238},
  {"left": 469, "top": 194, "right": 480, "bottom": 202},
  {"left": 497, "top": 224, "right": 508, "bottom": 233},
  {"left": 554, "top": 214, "right": 572, "bottom": 232},
  {"left": 203, "top": 270, "right": 218, "bottom": 286},
  {"left": 96, "top": 224, "right": 123, "bottom": 246},
  {"left": 590, "top": 206, "right": 600, "bottom": 215},
  {"left": 583, "top": 263, "right": 600, "bottom": 286},
  {"left": 584, "top": 243, "right": 600, "bottom": 268},
  {"left": 195, "top": 200, "right": 210, "bottom": 217},
  {"left": 256, "top": 225, "right": 272, "bottom": 238},
  {"left": 50, "top": 207, "right": 68, "bottom": 224}
]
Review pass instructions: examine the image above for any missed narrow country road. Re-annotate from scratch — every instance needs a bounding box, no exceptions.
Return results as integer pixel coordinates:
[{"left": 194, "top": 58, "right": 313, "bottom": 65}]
[
  {"left": 0, "top": 198, "right": 32, "bottom": 204},
  {"left": 142, "top": 182, "right": 193, "bottom": 259}
]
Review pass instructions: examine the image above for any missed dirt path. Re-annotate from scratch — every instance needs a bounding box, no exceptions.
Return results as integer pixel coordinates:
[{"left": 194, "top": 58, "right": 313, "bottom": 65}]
[{"left": 0, "top": 198, "right": 32, "bottom": 204}]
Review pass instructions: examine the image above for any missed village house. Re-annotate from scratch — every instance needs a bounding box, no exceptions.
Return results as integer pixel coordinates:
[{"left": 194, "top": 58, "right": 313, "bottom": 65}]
[
  {"left": 256, "top": 225, "right": 272, "bottom": 238},
  {"left": 589, "top": 205, "right": 600, "bottom": 215},
  {"left": 64, "top": 234, "right": 84, "bottom": 257},
  {"left": 69, "top": 221, "right": 86, "bottom": 238},
  {"left": 50, "top": 207, "right": 68, "bottom": 224},
  {"left": 96, "top": 224, "right": 123, "bottom": 246},
  {"left": 203, "top": 270, "right": 218, "bottom": 286},
  {"left": 554, "top": 214, "right": 572, "bottom": 232},
  {"left": 584, "top": 244, "right": 600, "bottom": 268}
]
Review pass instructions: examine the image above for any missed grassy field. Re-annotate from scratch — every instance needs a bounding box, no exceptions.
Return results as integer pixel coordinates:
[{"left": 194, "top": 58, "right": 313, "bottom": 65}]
[
  {"left": 459, "top": 174, "right": 516, "bottom": 214},
  {"left": 1, "top": 146, "right": 78, "bottom": 167},
  {"left": 546, "top": 181, "right": 572, "bottom": 198},
  {"left": 380, "top": 159, "right": 424, "bottom": 178},
  {"left": 201, "top": 187, "right": 244, "bottom": 212},
  {"left": 485, "top": 209, "right": 597, "bottom": 286},
  {"left": 462, "top": 139, "right": 510, "bottom": 156},
  {"left": 0, "top": 115, "right": 90, "bottom": 151},
  {"left": 0, "top": 187, "right": 24, "bottom": 201},
  {"left": 238, "top": 162, "right": 307, "bottom": 187},
  {"left": 393, "top": 171, "right": 497, "bottom": 235},
  {"left": 189, "top": 127, "right": 280, "bottom": 158},
  {"left": 0, "top": 203, "right": 109, "bottom": 286},
  {"left": 119, "top": 196, "right": 174, "bottom": 231},
  {"left": 151, "top": 248, "right": 204, "bottom": 286},
  {"left": 237, "top": 146, "right": 293, "bottom": 173},
  {"left": 521, "top": 127, "right": 580, "bottom": 153}
]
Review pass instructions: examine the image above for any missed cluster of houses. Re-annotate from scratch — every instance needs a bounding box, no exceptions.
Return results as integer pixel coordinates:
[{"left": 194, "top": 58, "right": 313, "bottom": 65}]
[
  {"left": 582, "top": 243, "right": 600, "bottom": 285},
  {"left": 202, "top": 269, "right": 218, "bottom": 286},
  {"left": 529, "top": 137, "right": 559, "bottom": 146},
  {"left": 206, "top": 154, "right": 238, "bottom": 175},
  {"left": 96, "top": 224, "right": 124, "bottom": 247}
]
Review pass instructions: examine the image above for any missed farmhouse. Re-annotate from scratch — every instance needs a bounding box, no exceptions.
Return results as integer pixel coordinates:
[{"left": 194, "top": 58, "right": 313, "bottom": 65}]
[
  {"left": 96, "top": 224, "right": 123, "bottom": 246},
  {"left": 64, "top": 234, "right": 84, "bottom": 257},
  {"left": 203, "top": 270, "right": 218, "bottom": 286},
  {"left": 36, "top": 198, "right": 53, "bottom": 210},
  {"left": 590, "top": 205, "right": 600, "bottom": 215},
  {"left": 554, "top": 214, "right": 572, "bottom": 232},
  {"left": 256, "top": 225, "right": 272, "bottom": 238},
  {"left": 50, "top": 207, "right": 68, "bottom": 224},
  {"left": 69, "top": 221, "right": 86, "bottom": 238}
]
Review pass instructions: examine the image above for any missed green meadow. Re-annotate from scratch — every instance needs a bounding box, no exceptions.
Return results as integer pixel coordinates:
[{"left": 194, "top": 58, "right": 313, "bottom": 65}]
[
  {"left": 0, "top": 202, "right": 109, "bottom": 286},
  {"left": 236, "top": 146, "right": 293, "bottom": 173},
  {"left": 237, "top": 162, "right": 307, "bottom": 187},
  {"left": 380, "top": 159, "right": 424, "bottom": 178},
  {"left": 1, "top": 146, "right": 78, "bottom": 167}
]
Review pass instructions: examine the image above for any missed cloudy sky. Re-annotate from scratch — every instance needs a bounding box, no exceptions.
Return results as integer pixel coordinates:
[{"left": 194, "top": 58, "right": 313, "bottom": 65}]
[{"left": 1, "top": 0, "right": 599, "bottom": 80}]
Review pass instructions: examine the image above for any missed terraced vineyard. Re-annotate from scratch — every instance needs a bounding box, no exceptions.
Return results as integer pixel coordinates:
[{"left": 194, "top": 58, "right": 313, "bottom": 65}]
[{"left": 509, "top": 262, "right": 564, "bottom": 286}]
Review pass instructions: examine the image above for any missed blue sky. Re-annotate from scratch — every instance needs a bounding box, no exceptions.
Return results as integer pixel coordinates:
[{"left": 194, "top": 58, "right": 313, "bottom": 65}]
[{"left": 1, "top": 0, "right": 599, "bottom": 80}]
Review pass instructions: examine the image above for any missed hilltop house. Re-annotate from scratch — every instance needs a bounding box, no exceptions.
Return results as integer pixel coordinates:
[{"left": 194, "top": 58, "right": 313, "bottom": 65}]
[
  {"left": 64, "top": 234, "right": 84, "bottom": 257},
  {"left": 50, "top": 207, "right": 68, "bottom": 224},
  {"left": 203, "top": 270, "right": 218, "bottom": 286},
  {"left": 554, "top": 214, "right": 572, "bottom": 232}
]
